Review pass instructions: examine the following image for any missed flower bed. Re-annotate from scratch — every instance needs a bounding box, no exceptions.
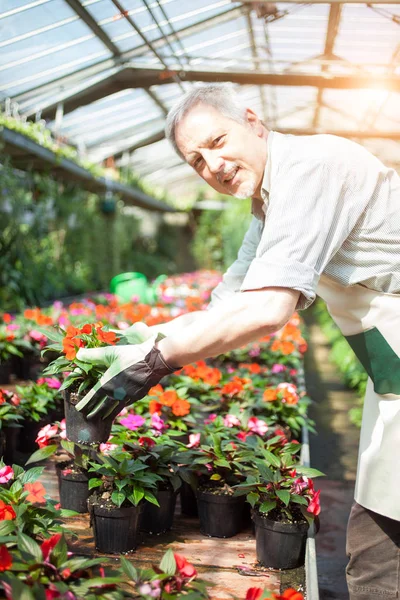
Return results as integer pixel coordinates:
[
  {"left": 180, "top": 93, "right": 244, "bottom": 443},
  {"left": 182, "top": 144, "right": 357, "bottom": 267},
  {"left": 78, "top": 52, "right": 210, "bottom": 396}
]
[{"left": 0, "top": 270, "right": 320, "bottom": 598}]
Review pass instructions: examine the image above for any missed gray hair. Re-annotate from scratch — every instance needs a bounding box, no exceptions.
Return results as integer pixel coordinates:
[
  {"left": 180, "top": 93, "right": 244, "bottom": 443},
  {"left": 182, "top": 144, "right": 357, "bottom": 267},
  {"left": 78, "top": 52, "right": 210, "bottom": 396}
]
[{"left": 165, "top": 83, "right": 248, "bottom": 159}]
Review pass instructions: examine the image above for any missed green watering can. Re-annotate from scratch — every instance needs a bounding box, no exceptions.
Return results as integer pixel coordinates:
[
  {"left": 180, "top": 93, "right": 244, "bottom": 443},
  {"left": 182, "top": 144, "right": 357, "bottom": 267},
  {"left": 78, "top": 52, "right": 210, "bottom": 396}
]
[{"left": 110, "top": 272, "right": 167, "bottom": 304}]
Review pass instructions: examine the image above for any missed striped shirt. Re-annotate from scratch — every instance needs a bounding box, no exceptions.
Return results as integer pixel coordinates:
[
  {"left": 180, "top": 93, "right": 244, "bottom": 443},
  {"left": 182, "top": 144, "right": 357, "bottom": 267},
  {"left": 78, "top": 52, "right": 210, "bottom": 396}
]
[{"left": 210, "top": 131, "right": 400, "bottom": 310}]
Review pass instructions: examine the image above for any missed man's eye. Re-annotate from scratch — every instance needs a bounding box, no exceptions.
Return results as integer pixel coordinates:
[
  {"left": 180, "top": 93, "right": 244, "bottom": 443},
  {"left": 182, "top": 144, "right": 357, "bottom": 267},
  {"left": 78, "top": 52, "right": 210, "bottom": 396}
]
[
  {"left": 213, "top": 135, "right": 225, "bottom": 146},
  {"left": 193, "top": 157, "right": 203, "bottom": 169}
]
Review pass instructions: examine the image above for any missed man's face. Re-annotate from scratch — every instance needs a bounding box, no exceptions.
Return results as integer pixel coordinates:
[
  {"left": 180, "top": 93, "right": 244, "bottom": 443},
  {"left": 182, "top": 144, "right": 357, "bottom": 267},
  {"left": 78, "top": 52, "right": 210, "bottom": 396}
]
[{"left": 175, "top": 103, "right": 268, "bottom": 199}]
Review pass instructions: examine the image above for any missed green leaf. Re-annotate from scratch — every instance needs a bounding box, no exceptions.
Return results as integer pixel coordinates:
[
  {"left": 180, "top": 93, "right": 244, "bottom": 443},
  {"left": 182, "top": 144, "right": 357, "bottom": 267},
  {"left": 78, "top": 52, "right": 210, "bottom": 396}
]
[
  {"left": 0, "top": 520, "right": 15, "bottom": 536},
  {"left": 210, "top": 473, "right": 221, "bottom": 480},
  {"left": 259, "top": 500, "right": 277, "bottom": 514},
  {"left": 60, "top": 439, "right": 75, "bottom": 455},
  {"left": 131, "top": 485, "right": 144, "bottom": 506},
  {"left": 159, "top": 548, "right": 177, "bottom": 576},
  {"left": 214, "top": 459, "right": 230, "bottom": 469},
  {"left": 246, "top": 492, "right": 259, "bottom": 508},
  {"left": 17, "top": 532, "right": 42, "bottom": 562},
  {"left": 36, "top": 327, "right": 63, "bottom": 343},
  {"left": 276, "top": 489, "right": 290, "bottom": 506},
  {"left": 291, "top": 494, "right": 308, "bottom": 506},
  {"left": 295, "top": 467, "right": 325, "bottom": 478},
  {"left": 111, "top": 491, "right": 126, "bottom": 508},
  {"left": 20, "top": 467, "right": 44, "bottom": 484},
  {"left": 120, "top": 557, "right": 138, "bottom": 582},
  {"left": 25, "top": 445, "right": 57, "bottom": 465},
  {"left": 260, "top": 449, "right": 281, "bottom": 469},
  {"left": 254, "top": 460, "right": 273, "bottom": 482},
  {"left": 143, "top": 491, "right": 160, "bottom": 507},
  {"left": 88, "top": 478, "right": 103, "bottom": 490}
]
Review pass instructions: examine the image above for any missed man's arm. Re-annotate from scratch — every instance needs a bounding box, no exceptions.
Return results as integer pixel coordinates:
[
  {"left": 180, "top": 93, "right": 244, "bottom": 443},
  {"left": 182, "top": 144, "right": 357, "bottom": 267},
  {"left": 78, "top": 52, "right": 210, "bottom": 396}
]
[{"left": 157, "top": 287, "right": 300, "bottom": 367}]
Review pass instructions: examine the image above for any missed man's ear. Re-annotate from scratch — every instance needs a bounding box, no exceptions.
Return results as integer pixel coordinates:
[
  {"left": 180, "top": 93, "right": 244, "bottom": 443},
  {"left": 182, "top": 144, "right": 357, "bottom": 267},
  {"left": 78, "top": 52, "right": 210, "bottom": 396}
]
[{"left": 245, "top": 108, "right": 264, "bottom": 136}]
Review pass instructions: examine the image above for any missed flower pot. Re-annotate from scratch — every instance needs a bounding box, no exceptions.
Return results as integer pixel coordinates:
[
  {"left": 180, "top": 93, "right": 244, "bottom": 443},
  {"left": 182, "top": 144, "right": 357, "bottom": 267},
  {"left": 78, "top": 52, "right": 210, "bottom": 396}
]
[
  {"left": 180, "top": 481, "right": 198, "bottom": 517},
  {"left": 56, "top": 463, "right": 89, "bottom": 513},
  {"left": 63, "top": 390, "right": 113, "bottom": 445},
  {"left": 2, "top": 425, "right": 20, "bottom": 464},
  {"left": 141, "top": 488, "right": 177, "bottom": 534},
  {"left": 18, "top": 418, "right": 49, "bottom": 454},
  {"left": 91, "top": 502, "right": 143, "bottom": 553},
  {"left": 252, "top": 511, "right": 309, "bottom": 569},
  {"left": 197, "top": 490, "right": 245, "bottom": 538},
  {"left": 0, "top": 362, "right": 11, "bottom": 384},
  {"left": 12, "top": 353, "right": 43, "bottom": 381}
]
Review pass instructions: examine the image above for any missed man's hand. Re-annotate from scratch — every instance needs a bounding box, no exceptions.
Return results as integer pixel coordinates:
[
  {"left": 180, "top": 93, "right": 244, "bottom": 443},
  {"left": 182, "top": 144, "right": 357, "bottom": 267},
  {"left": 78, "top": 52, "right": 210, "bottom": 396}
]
[{"left": 75, "top": 336, "right": 179, "bottom": 420}]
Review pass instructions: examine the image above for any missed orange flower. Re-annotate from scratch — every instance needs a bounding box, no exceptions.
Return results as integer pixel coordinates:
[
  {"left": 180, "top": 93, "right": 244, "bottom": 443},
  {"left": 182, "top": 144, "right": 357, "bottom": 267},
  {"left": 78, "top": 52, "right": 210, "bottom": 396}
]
[
  {"left": 80, "top": 324, "right": 92, "bottom": 334},
  {"left": 62, "top": 336, "right": 83, "bottom": 361},
  {"left": 159, "top": 390, "right": 178, "bottom": 407},
  {"left": 149, "top": 401, "right": 162, "bottom": 415},
  {"left": 65, "top": 325, "right": 81, "bottom": 338},
  {"left": 280, "top": 341, "right": 295, "bottom": 355},
  {"left": 148, "top": 384, "right": 163, "bottom": 396},
  {"left": 239, "top": 363, "right": 261, "bottom": 374},
  {"left": 36, "top": 314, "right": 53, "bottom": 326},
  {"left": 271, "top": 340, "right": 281, "bottom": 353},
  {"left": 263, "top": 388, "right": 278, "bottom": 402},
  {"left": 221, "top": 377, "right": 246, "bottom": 396},
  {"left": 284, "top": 393, "right": 299, "bottom": 406},
  {"left": 24, "top": 308, "right": 40, "bottom": 320},
  {"left": 96, "top": 327, "right": 117, "bottom": 345},
  {"left": 2, "top": 314, "right": 11, "bottom": 324},
  {"left": 24, "top": 482, "right": 47, "bottom": 504},
  {"left": 0, "top": 500, "right": 16, "bottom": 521},
  {"left": 172, "top": 398, "right": 191, "bottom": 417}
]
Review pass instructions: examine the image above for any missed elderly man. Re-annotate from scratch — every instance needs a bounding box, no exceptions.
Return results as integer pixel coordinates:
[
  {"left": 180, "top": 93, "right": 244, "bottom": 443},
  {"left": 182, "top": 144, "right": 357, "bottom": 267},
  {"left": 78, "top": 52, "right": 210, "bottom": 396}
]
[{"left": 77, "top": 84, "right": 400, "bottom": 599}]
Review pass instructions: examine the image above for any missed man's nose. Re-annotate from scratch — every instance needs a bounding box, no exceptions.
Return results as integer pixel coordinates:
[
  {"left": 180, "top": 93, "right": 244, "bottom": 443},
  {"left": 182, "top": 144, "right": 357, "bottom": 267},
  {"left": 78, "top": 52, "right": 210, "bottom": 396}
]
[{"left": 206, "top": 153, "right": 224, "bottom": 175}]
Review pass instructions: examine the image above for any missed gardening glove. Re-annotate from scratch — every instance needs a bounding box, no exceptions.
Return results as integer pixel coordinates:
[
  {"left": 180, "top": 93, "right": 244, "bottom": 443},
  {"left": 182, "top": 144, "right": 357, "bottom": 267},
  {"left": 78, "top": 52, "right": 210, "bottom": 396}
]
[
  {"left": 112, "top": 322, "right": 155, "bottom": 345},
  {"left": 74, "top": 335, "right": 180, "bottom": 421}
]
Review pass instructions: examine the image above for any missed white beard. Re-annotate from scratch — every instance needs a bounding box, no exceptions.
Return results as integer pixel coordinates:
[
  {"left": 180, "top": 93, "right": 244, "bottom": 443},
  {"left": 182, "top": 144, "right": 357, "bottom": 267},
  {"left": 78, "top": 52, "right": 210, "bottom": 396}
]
[{"left": 232, "top": 178, "right": 257, "bottom": 200}]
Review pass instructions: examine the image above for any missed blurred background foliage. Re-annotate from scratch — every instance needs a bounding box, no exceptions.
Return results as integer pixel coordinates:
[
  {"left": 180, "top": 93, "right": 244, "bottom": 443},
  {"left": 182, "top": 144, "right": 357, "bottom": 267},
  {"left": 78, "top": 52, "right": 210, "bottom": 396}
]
[{"left": 0, "top": 161, "right": 185, "bottom": 311}]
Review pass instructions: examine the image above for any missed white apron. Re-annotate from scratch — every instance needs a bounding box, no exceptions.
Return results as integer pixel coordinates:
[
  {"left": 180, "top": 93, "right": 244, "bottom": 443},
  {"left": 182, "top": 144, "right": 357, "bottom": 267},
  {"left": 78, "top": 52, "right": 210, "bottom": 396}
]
[{"left": 316, "top": 274, "right": 400, "bottom": 521}]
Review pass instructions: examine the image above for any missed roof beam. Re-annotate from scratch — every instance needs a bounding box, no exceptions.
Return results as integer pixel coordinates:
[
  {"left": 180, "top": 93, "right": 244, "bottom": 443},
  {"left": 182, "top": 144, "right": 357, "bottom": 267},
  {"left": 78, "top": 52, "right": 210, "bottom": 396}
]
[
  {"left": 313, "top": 3, "right": 342, "bottom": 128},
  {"left": 95, "top": 128, "right": 166, "bottom": 162},
  {"left": 35, "top": 66, "right": 400, "bottom": 120},
  {"left": 245, "top": 10, "right": 269, "bottom": 123},
  {"left": 64, "top": 0, "right": 121, "bottom": 56},
  {"left": 241, "top": 0, "right": 400, "bottom": 4}
]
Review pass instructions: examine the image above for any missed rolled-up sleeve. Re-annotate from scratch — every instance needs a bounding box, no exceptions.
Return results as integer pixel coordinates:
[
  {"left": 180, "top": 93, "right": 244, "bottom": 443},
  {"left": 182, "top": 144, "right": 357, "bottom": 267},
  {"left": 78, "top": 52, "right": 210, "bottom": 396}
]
[
  {"left": 241, "top": 158, "right": 371, "bottom": 310},
  {"left": 209, "top": 217, "right": 263, "bottom": 309}
]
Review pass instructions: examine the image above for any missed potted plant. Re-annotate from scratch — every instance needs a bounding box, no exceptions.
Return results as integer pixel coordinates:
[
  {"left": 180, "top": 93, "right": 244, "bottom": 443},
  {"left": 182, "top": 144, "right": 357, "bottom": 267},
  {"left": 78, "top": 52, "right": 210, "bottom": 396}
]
[
  {"left": 120, "top": 548, "right": 210, "bottom": 599},
  {"left": 0, "top": 532, "right": 124, "bottom": 600},
  {"left": 234, "top": 436, "right": 324, "bottom": 569},
  {"left": 180, "top": 429, "right": 252, "bottom": 538},
  {"left": 0, "top": 460, "right": 76, "bottom": 542},
  {"left": 0, "top": 325, "right": 22, "bottom": 384},
  {"left": 87, "top": 448, "right": 161, "bottom": 553},
  {"left": 13, "top": 378, "right": 62, "bottom": 455},
  {"left": 41, "top": 323, "right": 122, "bottom": 444},
  {"left": 0, "top": 389, "right": 22, "bottom": 464},
  {"left": 26, "top": 421, "right": 92, "bottom": 514}
]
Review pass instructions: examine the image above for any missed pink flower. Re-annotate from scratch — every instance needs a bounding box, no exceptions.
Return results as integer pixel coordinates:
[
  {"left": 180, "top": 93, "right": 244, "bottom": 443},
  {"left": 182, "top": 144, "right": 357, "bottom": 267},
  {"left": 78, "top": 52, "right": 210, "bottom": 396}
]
[
  {"left": 99, "top": 442, "right": 118, "bottom": 454},
  {"left": 247, "top": 417, "right": 268, "bottom": 436},
  {"left": 187, "top": 433, "right": 201, "bottom": 448},
  {"left": 248, "top": 346, "right": 260, "bottom": 357},
  {"left": 292, "top": 476, "right": 309, "bottom": 495},
  {"left": 271, "top": 363, "right": 286, "bottom": 373},
  {"left": 119, "top": 413, "right": 145, "bottom": 430},
  {"left": 116, "top": 321, "right": 129, "bottom": 330},
  {"left": 151, "top": 412, "right": 167, "bottom": 432},
  {"left": 204, "top": 413, "right": 217, "bottom": 425},
  {"left": 237, "top": 431, "right": 249, "bottom": 441},
  {"left": 36, "top": 424, "right": 59, "bottom": 448},
  {"left": 37, "top": 377, "right": 61, "bottom": 389},
  {"left": 29, "top": 330, "right": 47, "bottom": 343},
  {"left": 59, "top": 420, "right": 67, "bottom": 439},
  {"left": 307, "top": 489, "right": 321, "bottom": 516},
  {"left": 138, "top": 436, "right": 156, "bottom": 448},
  {"left": 0, "top": 466, "right": 14, "bottom": 484},
  {"left": 223, "top": 414, "right": 241, "bottom": 428}
]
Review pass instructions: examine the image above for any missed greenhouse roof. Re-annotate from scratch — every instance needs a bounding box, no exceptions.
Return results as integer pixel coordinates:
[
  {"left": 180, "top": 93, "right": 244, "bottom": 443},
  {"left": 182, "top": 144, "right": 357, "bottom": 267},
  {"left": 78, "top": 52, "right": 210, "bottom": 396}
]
[{"left": 1, "top": 0, "right": 400, "bottom": 203}]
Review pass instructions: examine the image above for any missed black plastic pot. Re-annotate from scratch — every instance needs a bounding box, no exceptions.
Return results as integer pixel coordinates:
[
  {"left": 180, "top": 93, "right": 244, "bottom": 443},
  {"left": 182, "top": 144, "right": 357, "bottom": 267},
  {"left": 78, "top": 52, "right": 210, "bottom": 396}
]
[
  {"left": 252, "top": 511, "right": 309, "bottom": 569},
  {"left": 0, "top": 362, "right": 11, "bottom": 385},
  {"left": 18, "top": 418, "right": 49, "bottom": 454},
  {"left": 197, "top": 490, "right": 245, "bottom": 538},
  {"left": 2, "top": 426, "right": 20, "bottom": 464},
  {"left": 180, "top": 481, "right": 198, "bottom": 517},
  {"left": 56, "top": 463, "right": 89, "bottom": 513},
  {"left": 12, "top": 353, "right": 43, "bottom": 381},
  {"left": 141, "top": 488, "right": 177, "bottom": 534},
  {"left": 91, "top": 502, "right": 142, "bottom": 553},
  {"left": 63, "top": 390, "right": 113, "bottom": 445}
]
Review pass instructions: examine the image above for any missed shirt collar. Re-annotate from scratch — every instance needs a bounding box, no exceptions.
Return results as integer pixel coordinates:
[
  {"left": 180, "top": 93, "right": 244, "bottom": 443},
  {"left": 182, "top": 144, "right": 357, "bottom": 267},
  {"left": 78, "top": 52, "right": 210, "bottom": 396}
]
[{"left": 251, "top": 131, "right": 273, "bottom": 221}]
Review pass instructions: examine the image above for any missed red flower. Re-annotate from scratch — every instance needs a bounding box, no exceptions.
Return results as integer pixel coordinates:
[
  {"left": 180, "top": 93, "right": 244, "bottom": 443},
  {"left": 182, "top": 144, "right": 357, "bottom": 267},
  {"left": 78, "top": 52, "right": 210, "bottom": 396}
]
[
  {"left": 138, "top": 436, "right": 156, "bottom": 448},
  {"left": 174, "top": 553, "right": 197, "bottom": 578},
  {"left": 80, "top": 324, "right": 92, "bottom": 334},
  {"left": 0, "top": 500, "right": 16, "bottom": 521},
  {"left": 41, "top": 534, "right": 62, "bottom": 561},
  {"left": 307, "top": 489, "right": 321, "bottom": 516},
  {"left": 0, "top": 465, "right": 14, "bottom": 484},
  {"left": 45, "top": 587, "right": 61, "bottom": 599},
  {"left": 24, "top": 482, "right": 47, "bottom": 504},
  {"left": 245, "top": 588, "right": 263, "bottom": 600},
  {"left": 0, "top": 545, "right": 12, "bottom": 571},
  {"left": 96, "top": 326, "right": 117, "bottom": 345}
]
